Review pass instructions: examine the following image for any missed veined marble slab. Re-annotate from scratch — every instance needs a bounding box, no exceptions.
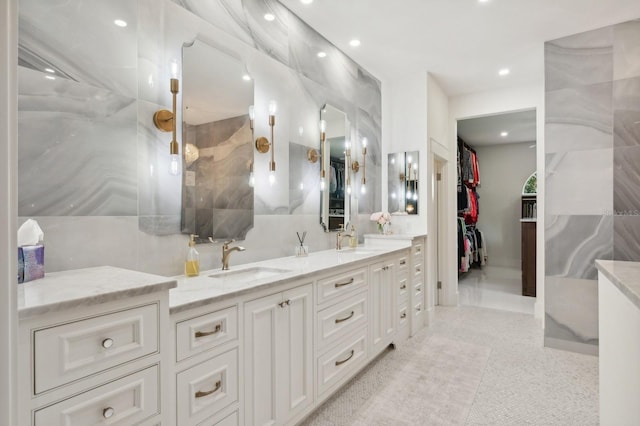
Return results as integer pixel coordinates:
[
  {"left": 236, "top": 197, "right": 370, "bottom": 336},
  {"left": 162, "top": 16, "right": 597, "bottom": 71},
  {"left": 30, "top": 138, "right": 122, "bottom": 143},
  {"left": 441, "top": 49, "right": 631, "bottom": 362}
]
[
  {"left": 596, "top": 260, "right": 640, "bottom": 310},
  {"left": 18, "top": 266, "right": 177, "bottom": 320}
]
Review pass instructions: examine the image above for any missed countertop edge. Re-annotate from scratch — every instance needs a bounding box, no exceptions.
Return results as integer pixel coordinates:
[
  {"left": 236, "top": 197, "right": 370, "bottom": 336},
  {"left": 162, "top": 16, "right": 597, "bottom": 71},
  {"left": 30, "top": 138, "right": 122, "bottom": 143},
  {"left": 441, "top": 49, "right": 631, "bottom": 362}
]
[{"left": 596, "top": 260, "right": 640, "bottom": 310}]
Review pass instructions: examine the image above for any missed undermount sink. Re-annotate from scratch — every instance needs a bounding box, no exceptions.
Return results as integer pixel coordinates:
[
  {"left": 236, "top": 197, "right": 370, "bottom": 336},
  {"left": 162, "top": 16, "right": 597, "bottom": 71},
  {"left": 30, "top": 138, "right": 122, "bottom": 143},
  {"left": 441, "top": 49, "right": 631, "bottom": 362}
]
[{"left": 208, "top": 266, "right": 292, "bottom": 287}]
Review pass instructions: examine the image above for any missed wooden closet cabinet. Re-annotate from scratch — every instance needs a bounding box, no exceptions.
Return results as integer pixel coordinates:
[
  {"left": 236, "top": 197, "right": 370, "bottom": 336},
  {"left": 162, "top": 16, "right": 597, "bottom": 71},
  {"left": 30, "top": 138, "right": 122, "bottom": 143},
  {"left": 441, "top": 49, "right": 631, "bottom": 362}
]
[{"left": 521, "top": 221, "right": 536, "bottom": 297}]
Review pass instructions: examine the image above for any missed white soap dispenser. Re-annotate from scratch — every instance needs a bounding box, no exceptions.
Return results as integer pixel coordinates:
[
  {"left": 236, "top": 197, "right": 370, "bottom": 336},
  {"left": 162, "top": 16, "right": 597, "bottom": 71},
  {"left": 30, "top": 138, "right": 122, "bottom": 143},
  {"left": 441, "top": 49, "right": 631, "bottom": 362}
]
[{"left": 185, "top": 234, "right": 200, "bottom": 277}]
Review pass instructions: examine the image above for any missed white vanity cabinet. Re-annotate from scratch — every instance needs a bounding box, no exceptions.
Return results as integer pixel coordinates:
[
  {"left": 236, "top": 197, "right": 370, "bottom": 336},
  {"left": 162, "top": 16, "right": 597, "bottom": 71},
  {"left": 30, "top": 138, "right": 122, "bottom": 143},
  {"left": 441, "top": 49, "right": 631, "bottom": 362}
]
[
  {"left": 243, "top": 282, "right": 314, "bottom": 426},
  {"left": 411, "top": 237, "right": 426, "bottom": 336},
  {"left": 370, "top": 257, "right": 398, "bottom": 356},
  {"left": 17, "top": 267, "right": 174, "bottom": 426}
]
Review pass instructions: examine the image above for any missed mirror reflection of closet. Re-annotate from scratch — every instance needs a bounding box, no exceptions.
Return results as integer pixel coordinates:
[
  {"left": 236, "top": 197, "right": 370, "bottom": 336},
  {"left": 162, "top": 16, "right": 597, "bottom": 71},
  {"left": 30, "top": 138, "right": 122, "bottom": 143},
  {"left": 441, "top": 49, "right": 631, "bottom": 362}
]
[
  {"left": 320, "top": 104, "right": 350, "bottom": 231},
  {"left": 387, "top": 151, "right": 419, "bottom": 214}
]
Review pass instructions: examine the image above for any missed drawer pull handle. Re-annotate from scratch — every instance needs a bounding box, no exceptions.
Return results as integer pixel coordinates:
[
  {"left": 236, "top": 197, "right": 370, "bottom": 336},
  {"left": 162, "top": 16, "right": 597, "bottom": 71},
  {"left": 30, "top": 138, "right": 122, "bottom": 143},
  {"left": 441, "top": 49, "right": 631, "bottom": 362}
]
[
  {"left": 335, "top": 349, "right": 355, "bottom": 366},
  {"left": 416, "top": 306, "right": 422, "bottom": 312},
  {"left": 335, "top": 311, "right": 355, "bottom": 324},
  {"left": 400, "top": 284, "right": 407, "bottom": 290},
  {"left": 416, "top": 268, "right": 421, "bottom": 272},
  {"left": 334, "top": 278, "right": 354, "bottom": 288},
  {"left": 101, "top": 338, "right": 114, "bottom": 349},
  {"left": 195, "top": 380, "right": 222, "bottom": 398},
  {"left": 400, "top": 260, "right": 406, "bottom": 265},
  {"left": 416, "top": 287, "right": 422, "bottom": 292},
  {"left": 278, "top": 299, "right": 291, "bottom": 308},
  {"left": 103, "top": 407, "right": 115, "bottom": 419},
  {"left": 401, "top": 312, "right": 407, "bottom": 319},
  {"left": 195, "top": 324, "right": 221, "bottom": 338}
]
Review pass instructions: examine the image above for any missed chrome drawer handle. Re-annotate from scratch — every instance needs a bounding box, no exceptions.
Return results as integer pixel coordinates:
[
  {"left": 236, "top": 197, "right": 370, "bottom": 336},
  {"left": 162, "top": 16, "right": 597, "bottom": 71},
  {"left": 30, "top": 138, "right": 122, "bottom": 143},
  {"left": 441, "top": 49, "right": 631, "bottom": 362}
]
[
  {"left": 195, "top": 380, "right": 222, "bottom": 398},
  {"left": 101, "top": 338, "right": 114, "bottom": 349},
  {"left": 334, "top": 278, "right": 354, "bottom": 288},
  {"left": 335, "top": 311, "right": 355, "bottom": 324},
  {"left": 195, "top": 324, "right": 221, "bottom": 338},
  {"left": 400, "top": 312, "right": 407, "bottom": 319},
  {"left": 103, "top": 407, "right": 115, "bottom": 419},
  {"left": 400, "top": 260, "right": 406, "bottom": 265},
  {"left": 335, "top": 349, "right": 355, "bottom": 366}
]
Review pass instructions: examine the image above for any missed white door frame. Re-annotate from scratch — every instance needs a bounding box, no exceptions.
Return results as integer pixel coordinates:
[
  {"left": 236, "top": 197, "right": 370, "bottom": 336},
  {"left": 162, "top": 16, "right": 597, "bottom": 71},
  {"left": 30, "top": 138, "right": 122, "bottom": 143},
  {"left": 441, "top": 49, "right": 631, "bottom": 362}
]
[{"left": 1, "top": 0, "right": 18, "bottom": 424}]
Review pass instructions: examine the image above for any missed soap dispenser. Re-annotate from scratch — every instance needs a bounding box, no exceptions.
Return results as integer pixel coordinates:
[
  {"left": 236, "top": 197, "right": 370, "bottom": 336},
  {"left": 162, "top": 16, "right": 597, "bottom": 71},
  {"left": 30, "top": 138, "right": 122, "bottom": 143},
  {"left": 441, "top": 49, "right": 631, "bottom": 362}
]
[
  {"left": 349, "top": 224, "right": 358, "bottom": 248},
  {"left": 185, "top": 234, "right": 200, "bottom": 277}
]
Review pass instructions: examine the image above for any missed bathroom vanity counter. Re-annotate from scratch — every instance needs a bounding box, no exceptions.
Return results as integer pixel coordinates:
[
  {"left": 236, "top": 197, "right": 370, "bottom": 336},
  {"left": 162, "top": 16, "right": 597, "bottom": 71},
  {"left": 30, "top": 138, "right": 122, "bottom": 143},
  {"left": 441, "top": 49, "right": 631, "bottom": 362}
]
[
  {"left": 169, "top": 243, "right": 411, "bottom": 313},
  {"left": 596, "top": 260, "right": 640, "bottom": 310},
  {"left": 597, "top": 260, "right": 640, "bottom": 425},
  {"left": 17, "top": 265, "right": 177, "bottom": 319}
]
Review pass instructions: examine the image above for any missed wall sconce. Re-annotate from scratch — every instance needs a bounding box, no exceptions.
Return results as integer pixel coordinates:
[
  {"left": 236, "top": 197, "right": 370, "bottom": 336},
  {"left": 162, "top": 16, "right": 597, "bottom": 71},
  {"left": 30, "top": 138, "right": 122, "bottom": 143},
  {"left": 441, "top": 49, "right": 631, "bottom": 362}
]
[
  {"left": 319, "top": 119, "right": 327, "bottom": 191},
  {"left": 249, "top": 105, "right": 255, "bottom": 131},
  {"left": 254, "top": 100, "right": 277, "bottom": 185},
  {"left": 345, "top": 140, "right": 352, "bottom": 195},
  {"left": 361, "top": 137, "right": 367, "bottom": 194},
  {"left": 307, "top": 148, "right": 318, "bottom": 163},
  {"left": 153, "top": 60, "right": 181, "bottom": 176},
  {"left": 406, "top": 155, "right": 413, "bottom": 200}
]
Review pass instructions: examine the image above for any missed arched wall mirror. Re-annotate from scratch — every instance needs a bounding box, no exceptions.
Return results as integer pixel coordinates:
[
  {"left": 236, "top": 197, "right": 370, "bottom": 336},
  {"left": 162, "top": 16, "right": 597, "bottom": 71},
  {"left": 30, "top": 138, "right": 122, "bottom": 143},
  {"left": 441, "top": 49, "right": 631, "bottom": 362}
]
[
  {"left": 522, "top": 171, "right": 537, "bottom": 194},
  {"left": 181, "top": 40, "right": 255, "bottom": 242},
  {"left": 320, "top": 104, "right": 350, "bottom": 231},
  {"left": 388, "top": 150, "right": 419, "bottom": 214}
]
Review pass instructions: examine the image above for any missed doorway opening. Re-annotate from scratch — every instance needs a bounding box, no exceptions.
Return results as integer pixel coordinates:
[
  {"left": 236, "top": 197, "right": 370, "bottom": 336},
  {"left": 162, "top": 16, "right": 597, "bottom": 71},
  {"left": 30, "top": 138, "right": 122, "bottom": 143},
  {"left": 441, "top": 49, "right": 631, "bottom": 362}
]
[{"left": 455, "top": 109, "right": 537, "bottom": 315}]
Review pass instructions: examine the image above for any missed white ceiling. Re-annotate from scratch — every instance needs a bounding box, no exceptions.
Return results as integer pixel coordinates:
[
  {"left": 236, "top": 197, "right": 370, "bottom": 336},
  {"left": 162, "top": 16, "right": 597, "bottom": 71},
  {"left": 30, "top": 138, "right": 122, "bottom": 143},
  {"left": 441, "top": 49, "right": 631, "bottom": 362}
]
[
  {"left": 279, "top": 0, "right": 640, "bottom": 96},
  {"left": 457, "top": 109, "right": 536, "bottom": 146}
]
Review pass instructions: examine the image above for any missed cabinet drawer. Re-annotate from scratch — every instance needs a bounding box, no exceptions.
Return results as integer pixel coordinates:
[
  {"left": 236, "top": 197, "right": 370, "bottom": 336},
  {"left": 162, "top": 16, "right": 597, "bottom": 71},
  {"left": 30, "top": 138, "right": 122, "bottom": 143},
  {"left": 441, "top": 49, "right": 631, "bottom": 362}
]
[
  {"left": 414, "top": 281, "right": 423, "bottom": 297},
  {"left": 317, "top": 328, "right": 367, "bottom": 396},
  {"left": 34, "top": 365, "right": 158, "bottom": 425},
  {"left": 316, "top": 267, "right": 367, "bottom": 305},
  {"left": 398, "top": 256, "right": 409, "bottom": 272},
  {"left": 176, "top": 306, "right": 238, "bottom": 362},
  {"left": 34, "top": 303, "right": 159, "bottom": 394},
  {"left": 398, "top": 303, "right": 409, "bottom": 329},
  {"left": 198, "top": 410, "right": 239, "bottom": 426},
  {"left": 398, "top": 272, "right": 409, "bottom": 303},
  {"left": 413, "top": 242, "right": 424, "bottom": 260},
  {"left": 413, "top": 262, "right": 424, "bottom": 280},
  {"left": 316, "top": 291, "right": 367, "bottom": 351},
  {"left": 177, "top": 348, "right": 238, "bottom": 426}
]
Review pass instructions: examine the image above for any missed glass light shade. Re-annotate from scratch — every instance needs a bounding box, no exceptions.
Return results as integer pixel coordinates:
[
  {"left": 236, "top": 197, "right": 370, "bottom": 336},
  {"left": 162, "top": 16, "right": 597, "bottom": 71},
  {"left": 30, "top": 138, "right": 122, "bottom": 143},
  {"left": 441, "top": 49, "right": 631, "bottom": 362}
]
[
  {"left": 268, "top": 100, "right": 277, "bottom": 115},
  {"left": 269, "top": 170, "right": 276, "bottom": 185},
  {"left": 362, "top": 137, "right": 367, "bottom": 148},
  {"left": 319, "top": 120, "right": 326, "bottom": 132},
  {"left": 320, "top": 177, "right": 326, "bottom": 191},
  {"left": 169, "top": 153, "right": 180, "bottom": 176},
  {"left": 361, "top": 184, "right": 367, "bottom": 194},
  {"left": 248, "top": 105, "right": 255, "bottom": 120},
  {"left": 249, "top": 172, "right": 255, "bottom": 187}
]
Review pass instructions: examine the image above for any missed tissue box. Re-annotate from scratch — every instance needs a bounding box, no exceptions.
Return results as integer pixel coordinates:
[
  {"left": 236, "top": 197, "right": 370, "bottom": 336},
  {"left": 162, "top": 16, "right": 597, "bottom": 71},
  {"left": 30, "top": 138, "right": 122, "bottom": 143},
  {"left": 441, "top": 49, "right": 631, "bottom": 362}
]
[{"left": 18, "top": 245, "right": 44, "bottom": 283}]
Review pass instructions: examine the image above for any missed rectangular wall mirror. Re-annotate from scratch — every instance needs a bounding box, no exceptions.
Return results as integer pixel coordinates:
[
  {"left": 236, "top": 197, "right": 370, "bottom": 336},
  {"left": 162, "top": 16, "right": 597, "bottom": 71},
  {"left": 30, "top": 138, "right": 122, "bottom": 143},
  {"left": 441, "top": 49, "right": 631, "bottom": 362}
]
[
  {"left": 320, "top": 104, "right": 350, "bottom": 231},
  {"left": 181, "top": 40, "right": 255, "bottom": 242},
  {"left": 388, "top": 151, "right": 419, "bottom": 214}
]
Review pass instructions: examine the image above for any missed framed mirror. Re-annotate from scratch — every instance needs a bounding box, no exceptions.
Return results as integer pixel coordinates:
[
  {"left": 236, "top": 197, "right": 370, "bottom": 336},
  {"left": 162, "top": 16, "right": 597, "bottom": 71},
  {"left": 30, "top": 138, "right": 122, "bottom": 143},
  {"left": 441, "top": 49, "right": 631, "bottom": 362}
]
[
  {"left": 320, "top": 104, "right": 350, "bottom": 231},
  {"left": 181, "top": 40, "right": 255, "bottom": 242},
  {"left": 387, "top": 151, "right": 419, "bottom": 214}
]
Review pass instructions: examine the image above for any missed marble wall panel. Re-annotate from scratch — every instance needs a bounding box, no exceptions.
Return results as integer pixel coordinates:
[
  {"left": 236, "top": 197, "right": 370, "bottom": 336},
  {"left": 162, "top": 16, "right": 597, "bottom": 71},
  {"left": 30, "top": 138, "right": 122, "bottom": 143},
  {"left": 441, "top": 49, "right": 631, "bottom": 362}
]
[
  {"left": 211, "top": 209, "right": 253, "bottom": 240},
  {"left": 139, "top": 215, "right": 181, "bottom": 236},
  {"left": 289, "top": 142, "right": 321, "bottom": 215},
  {"left": 545, "top": 83, "right": 612, "bottom": 153},
  {"left": 545, "top": 277, "right": 599, "bottom": 348},
  {"left": 545, "top": 215, "right": 613, "bottom": 280},
  {"left": 614, "top": 216, "right": 640, "bottom": 261},
  {"left": 614, "top": 146, "right": 640, "bottom": 213},
  {"left": 545, "top": 26, "right": 613, "bottom": 92},
  {"left": 613, "top": 76, "right": 640, "bottom": 148},
  {"left": 242, "top": 0, "right": 290, "bottom": 65},
  {"left": 138, "top": 0, "right": 165, "bottom": 105},
  {"left": 613, "top": 20, "right": 640, "bottom": 81},
  {"left": 18, "top": 68, "right": 138, "bottom": 217},
  {"left": 545, "top": 149, "right": 612, "bottom": 216}
]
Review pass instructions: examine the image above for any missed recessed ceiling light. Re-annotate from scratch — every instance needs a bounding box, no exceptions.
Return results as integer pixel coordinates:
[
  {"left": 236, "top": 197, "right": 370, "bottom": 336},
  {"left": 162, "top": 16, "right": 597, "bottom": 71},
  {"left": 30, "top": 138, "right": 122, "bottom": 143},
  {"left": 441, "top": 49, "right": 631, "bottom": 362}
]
[
  {"left": 264, "top": 13, "right": 275, "bottom": 21},
  {"left": 114, "top": 19, "right": 127, "bottom": 27},
  {"left": 317, "top": 51, "right": 327, "bottom": 58},
  {"left": 478, "top": 0, "right": 490, "bottom": 3},
  {"left": 349, "top": 39, "right": 361, "bottom": 47},
  {"left": 300, "top": 0, "right": 313, "bottom": 4},
  {"left": 500, "top": 131, "right": 509, "bottom": 137},
  {"left": 242, "top": 74, "right": 251, "bottom": 81},
  {"left": 45, "top": 75, "right": 56, "bottom": 80},
  {"left": 44, "top": 68, "right": 55, "bottom": 73},
  {"left": 498, "top": 68, "right": 510, "bottom": 76}
]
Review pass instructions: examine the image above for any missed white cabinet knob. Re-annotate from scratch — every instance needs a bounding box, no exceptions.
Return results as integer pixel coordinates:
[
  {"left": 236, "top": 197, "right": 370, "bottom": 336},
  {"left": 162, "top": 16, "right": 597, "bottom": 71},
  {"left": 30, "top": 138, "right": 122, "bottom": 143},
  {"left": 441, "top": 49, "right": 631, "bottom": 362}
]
[
  {"left": 103, "top": 407, "right": 115, "bottom": 419},
  {"left": 101, "top": 338, "right": 114, "bottom": 349}
]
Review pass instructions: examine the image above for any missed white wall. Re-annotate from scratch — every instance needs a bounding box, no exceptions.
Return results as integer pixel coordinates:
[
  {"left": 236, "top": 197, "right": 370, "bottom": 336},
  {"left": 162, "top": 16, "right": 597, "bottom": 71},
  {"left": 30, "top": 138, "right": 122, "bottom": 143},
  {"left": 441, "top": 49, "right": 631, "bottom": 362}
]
[
  {"left": 475, "top": 142, "right": 536, "bottom": 269},
  {"left": 448, "top": 83, "right": 545, "bottom": 320},
  {"left": 1, "top": 0, "right": 18, "bottom": 423}
]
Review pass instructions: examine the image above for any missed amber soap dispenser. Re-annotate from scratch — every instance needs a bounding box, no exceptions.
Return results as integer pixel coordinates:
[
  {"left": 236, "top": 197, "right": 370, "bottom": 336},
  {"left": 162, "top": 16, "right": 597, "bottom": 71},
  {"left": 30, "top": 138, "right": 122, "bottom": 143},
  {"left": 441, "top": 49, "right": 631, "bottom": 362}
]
[{"left": 185, "top": 234, "right": 200, "bottom": 277}]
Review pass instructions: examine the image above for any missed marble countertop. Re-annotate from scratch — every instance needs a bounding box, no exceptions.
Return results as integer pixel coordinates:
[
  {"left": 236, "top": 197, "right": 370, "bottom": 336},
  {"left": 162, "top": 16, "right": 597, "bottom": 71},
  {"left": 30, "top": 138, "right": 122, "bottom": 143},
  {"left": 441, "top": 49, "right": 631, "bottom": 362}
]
[
  {"left": 363, "top": 233, "right": 427, "bottom": 241},
  {"left": 596, "top": 260, "right": 640, "bottom": 310},
  {"left": 170, "top": 243, "right": 411, "bottom": 314},
  {"left": 18, "top": 266, "right": 177, "bottom": 320}
]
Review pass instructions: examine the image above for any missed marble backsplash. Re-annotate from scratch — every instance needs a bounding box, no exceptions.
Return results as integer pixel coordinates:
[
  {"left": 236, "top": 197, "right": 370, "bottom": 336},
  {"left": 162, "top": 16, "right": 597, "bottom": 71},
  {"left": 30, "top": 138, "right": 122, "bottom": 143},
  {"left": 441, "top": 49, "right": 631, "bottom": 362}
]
[
  {"left": 544, "top": 20, "right": 640, "bottom": 354},
  {"left": 17, "top": 0, "right": 382, "bottom": 275}
]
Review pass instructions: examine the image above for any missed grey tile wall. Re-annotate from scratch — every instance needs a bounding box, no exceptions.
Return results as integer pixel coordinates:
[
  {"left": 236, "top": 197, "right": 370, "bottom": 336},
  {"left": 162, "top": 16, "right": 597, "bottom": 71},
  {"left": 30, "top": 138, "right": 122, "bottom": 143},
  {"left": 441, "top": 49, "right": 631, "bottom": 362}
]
[{"left": 544, "top": 19, "right": 640, "bottom": 354}]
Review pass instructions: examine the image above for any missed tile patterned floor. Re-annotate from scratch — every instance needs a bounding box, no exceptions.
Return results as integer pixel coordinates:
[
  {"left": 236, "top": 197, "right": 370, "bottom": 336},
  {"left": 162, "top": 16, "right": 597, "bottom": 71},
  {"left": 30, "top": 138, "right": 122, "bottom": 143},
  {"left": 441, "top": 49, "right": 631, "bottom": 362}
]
[{"left": 300, "top": 306, "right": 598, "bottom": 425}]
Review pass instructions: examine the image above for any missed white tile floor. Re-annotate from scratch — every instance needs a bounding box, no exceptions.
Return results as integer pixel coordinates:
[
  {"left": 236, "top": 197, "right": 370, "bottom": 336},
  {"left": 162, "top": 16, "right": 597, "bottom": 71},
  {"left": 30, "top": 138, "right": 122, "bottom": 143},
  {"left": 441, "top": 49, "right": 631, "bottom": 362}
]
[{"left": 458, "top": 265, "right": 535, "bottom": 315}]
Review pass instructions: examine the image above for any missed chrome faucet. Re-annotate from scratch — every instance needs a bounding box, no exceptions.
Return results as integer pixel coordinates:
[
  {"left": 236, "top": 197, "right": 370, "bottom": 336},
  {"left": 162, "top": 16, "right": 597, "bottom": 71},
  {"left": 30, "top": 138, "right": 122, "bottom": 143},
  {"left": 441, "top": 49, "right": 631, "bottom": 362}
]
[
  {"left": 336, "top": 226, "right": 353, "bottom": 250},
  {"left": 222, "top": 240, "right": 245, "bottom": 270}
]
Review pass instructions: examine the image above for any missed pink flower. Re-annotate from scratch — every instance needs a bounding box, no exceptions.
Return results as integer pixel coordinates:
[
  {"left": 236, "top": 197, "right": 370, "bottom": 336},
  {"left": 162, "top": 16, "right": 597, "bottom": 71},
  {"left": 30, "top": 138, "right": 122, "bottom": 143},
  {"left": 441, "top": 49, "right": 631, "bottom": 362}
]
[
  {"left": 370, "top": 211, "right": 391, "bottom": 225},
  {"left": 370, "top": 212, "right": 382, "bottom": 221}
]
